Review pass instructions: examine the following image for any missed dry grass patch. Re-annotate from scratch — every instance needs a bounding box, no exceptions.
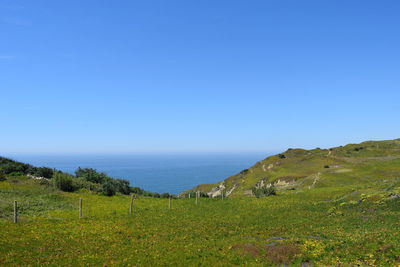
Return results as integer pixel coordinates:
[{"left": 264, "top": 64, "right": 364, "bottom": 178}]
[
  {"left": 262, "top": 244, "right": 301, "bottom": 265},
  {"left": 232, "top": 243, "right": 301, "bottom": 265}
]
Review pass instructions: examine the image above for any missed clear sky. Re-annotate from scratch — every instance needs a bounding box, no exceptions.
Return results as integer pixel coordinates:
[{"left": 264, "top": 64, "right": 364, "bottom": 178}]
[{"left": 1, "top": 0, "right": 399, "bottom": 154}]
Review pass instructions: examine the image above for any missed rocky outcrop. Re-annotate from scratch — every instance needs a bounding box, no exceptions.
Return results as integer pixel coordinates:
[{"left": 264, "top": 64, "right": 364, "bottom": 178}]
[{"left": 207, "top": 182, "right": 226, "bottom": 198}]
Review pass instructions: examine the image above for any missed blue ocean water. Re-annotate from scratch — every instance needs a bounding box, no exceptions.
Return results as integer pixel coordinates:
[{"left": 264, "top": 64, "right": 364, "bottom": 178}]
[{"left": 7, "top": 153, "right": 270, "bottom": 194}]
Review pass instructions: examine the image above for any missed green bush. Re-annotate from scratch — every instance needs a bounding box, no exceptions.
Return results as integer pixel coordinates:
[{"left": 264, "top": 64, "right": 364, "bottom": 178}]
[
  {"left": 130, "top": 187, "right": 145, "bottom": 195},
  {"left": 101, "top": 180, "right": 117, "bottom": 196},
  {"left": 252, "top": 185, "right": 276, "bottom": 198},
  {"left": 160, "top": 192, "right": 170, "bottom": 198},
  {"left": 0, "top": 172, "right": 6, "bottom": 181},
  {"left": 34, "top": 167, "right": 54, "bottom": 178},
  {"left": 53, "top": 173, "right": 75, "bottom": 192},
  {"left": 8, "top": 171, "right": 23, "bottom": 176},
  {"left": 75, "top": 167, "right": 108, "bottom": 184},
  {"left": 115, "top": 179, "right": 130, "bottom": 195},
  {"left": 143, "top": 192, "right": 154, "bottom": 197},
  {"left": 199, "top": 191, "right": 209, "bottom": 198},
  {"left": 72, "top": 177, "right": 101, "bottom": 192}
]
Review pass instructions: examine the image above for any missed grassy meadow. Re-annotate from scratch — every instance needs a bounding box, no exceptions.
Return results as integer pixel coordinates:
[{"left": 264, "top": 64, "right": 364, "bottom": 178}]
[{"left": 1, "top": 176, "right": 400, "bottom": 266}]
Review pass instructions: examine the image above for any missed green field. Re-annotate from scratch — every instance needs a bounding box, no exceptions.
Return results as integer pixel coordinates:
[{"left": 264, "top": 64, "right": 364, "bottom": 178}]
[
  {"left": 1, "top": 175, "right": 400, "bottom": 266},
  {"left": 2, "top": 140, "right": 400, "bottom": 266}
]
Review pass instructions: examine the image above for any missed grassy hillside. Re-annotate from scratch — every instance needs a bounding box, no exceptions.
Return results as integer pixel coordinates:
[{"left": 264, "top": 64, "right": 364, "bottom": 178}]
[
  {"left": 1, "top": 139, "right": 400, "bottom": 265},
  {"left": 1, "top": 175, "right": 400, "bottom": 265},
  {"left": 185, "top": 139, "right": 400, "bottom": 197}
]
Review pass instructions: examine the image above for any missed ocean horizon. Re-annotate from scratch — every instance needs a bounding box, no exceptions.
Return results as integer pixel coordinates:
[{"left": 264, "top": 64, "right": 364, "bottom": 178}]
[{"left": 5, "top": 153, "right": 272, "bottom": 194}]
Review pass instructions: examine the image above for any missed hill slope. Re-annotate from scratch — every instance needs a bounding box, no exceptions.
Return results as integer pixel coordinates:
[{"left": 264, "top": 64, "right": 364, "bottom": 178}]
[{"left": 183, "top": 139, "right": 400, "bottom": 197}]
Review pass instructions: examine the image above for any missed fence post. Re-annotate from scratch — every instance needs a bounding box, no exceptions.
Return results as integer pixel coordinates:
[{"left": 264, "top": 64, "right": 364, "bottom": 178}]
[
  {"left": 79, "top": 198, "right": 82, "bottom": 219},
  {"left": 222, "top": 189, "right": 224, "bottom": 201},
  {"left": 130, "top": 194, "right": 134, "bottom": 214},
  {"left": 14, "top": 200, "right": 17, "bottom": 223},
  {"left": 196, "top": 191, "right": 198, "bottom": 205},
  {"left": 169, "top": 197, "right": 171, "bottom": 210}
]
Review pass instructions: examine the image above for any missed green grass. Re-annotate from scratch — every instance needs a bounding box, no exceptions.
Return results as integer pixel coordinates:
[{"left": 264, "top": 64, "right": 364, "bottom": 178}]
[
  {"left": 0, "top": 176, "right": 74, "bottom": 220},
  {"left": 2, "top": 139, "right": 400, "bottom": 265},
  {"left": 1, "top": 177, "right": 400, "bottom": 266},
  {"left": 188, "top": 139, "right": 400, "bottom": 197}
]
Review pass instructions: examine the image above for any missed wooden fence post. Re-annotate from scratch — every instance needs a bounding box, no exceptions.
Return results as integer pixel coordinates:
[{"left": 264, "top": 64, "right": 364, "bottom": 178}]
[
  {"left": 130, "top": 194, "right": 134, "bottom": 214},
  {"left": 169, "top": 197, "right": 171, "bottom": 210},
  {"left": 79, "top": 198, "right": 82, "bottom": 219},
  {"left": 222, "top": 189, "right": 224, "bottom": 201},
  {"left": 196, "top": 191, "right": 198, "bottom": 205},
  {"left": 14, "top": 200, "right": 17, "bottom": 223}
]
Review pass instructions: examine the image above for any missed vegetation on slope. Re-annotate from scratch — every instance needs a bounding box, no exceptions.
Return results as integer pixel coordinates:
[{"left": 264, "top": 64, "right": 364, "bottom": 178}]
[
  {"left": 1, "top": 139, "right": 400, "bottom": 265},
  {"left": 0, "top": 157, "right": 173, "bottom": 198},
  {"left": 1, "top": 175, "right": 400, "bottom": 265},
  {"left": 185, "top": 139, "right": 400, "bottom": 197}
]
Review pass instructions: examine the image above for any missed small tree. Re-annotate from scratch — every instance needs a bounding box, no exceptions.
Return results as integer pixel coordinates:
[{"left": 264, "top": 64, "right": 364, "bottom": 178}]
[
  {"left": 130, "top": 187, "right": 145, "bottom": 195},
  {"left": 101, "top": 180, "right": 117, "bottom": 196},
  {"left": 252, "top": 185, "right": 276, "bottom": 198},
  {"left": 115, "top": 179, "right": 130, "bottom": 195},
  {"left": 160, "top": 192, "right": 170, "bottom": 198},
  {"left": 35, "top": 167, "right": 54, "bottom": 178},
  {"left": 53, "top": 173, "right": 75, "bottom": 192}
]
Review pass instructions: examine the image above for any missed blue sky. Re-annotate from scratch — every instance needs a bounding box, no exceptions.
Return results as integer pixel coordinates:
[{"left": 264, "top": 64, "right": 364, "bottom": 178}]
[{"left": 1, "top": 0, "right": 399, "bottom": 154}]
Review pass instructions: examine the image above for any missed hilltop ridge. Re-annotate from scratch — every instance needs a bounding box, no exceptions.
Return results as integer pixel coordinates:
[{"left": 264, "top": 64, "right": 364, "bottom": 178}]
[{"left": 183, "top": 139, "right": 400, "bottom": 197}]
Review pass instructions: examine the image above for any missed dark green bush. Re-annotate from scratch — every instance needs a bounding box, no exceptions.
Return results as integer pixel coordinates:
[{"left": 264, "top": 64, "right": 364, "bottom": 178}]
[
  {"left": 101, "top": 180, "right": 117, "bottom": 196},
  {"left": 240, "top": 169, "right": 249, "bottom": 174},
  {"left": 252, "top": 185, "right": 276, "bottom": 198},
  {"left": 160, "top": 192, "right": 170, "bottom": 198},
  {"left": 35, "top": 167, "right": 54, "bottom": 178},
  {"left": 143, "top": 191, "right": 154, "bottom": 197},
  {"left": 53, "top": 173, "right": 75, "bottom": 192},
  {"left": 130, "top": 187, "right": 145, "bottom": 195},
  {"left": 0, "top": 173, "right": 6, "bottom": 181},
  {"left": 8, "top": 171, "right": 22, "bottom": 176},
  {"left": 75, "top": 167, "right": 108, "bottom": 184},
  {"left": 72, "top": 177, "right": 101, "bottom": 192},
  {"left": 199, "top": 191, "right": 209, "bottom": 198},
  {"left": 115, "top": 179, "right": 130, "bottom": 195}
]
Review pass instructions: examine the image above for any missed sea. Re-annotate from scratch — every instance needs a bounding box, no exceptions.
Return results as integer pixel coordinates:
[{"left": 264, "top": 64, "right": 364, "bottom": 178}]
[{"left": 7, "top": 153, "right": 271, "bottom": 194}]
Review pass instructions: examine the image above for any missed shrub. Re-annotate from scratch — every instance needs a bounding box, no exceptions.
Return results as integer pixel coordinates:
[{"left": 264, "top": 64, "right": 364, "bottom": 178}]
[
  {"left": 101, "top": 180, "right": 117, "bottom": 196},
  {"left": 1, "top": 163, "right": 28, "bottom": 175},
  {"left": 0, "top": 173, "right": 6, "bottom": 181},
  {"left": 130, "top": 187, "right": 145, "bottom": 195},
  {"left": 115, "top": 179, "right": 130, "bottom": 195},
  {"left": 35, "top": 167, "right": 54, "bottom": 178},
  {"left": 199, "top": 191, "right": 209, "bottom": 198},
  {"left": 324, "top": 165, "right": 330, "bottom": 168},
  {"left": 252, "top": 185, "right": 276, "bottom": 198},
  {"left": 278, "top": 154, "right": 286, "bottom": 159},
  {"left": 53, "top": 173, "right": 75, "bottom": 192},
  {"left": 8, "top": 171, "right": 22, "bottom": 176},
  {"left": 72, "top": 177, "right": 101, "bottom": 192},
  {"left": 75, "top": 167, "right": 108, "bottom": 184},
  {"left": 160, "top": 192, "right": 170, "bottom": 198},
  {"left": 240, "top": 169, "right": 249, "bottom": 174},
  {"left": 143, "top": 191, "right": 154, "bottom": 197}
]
